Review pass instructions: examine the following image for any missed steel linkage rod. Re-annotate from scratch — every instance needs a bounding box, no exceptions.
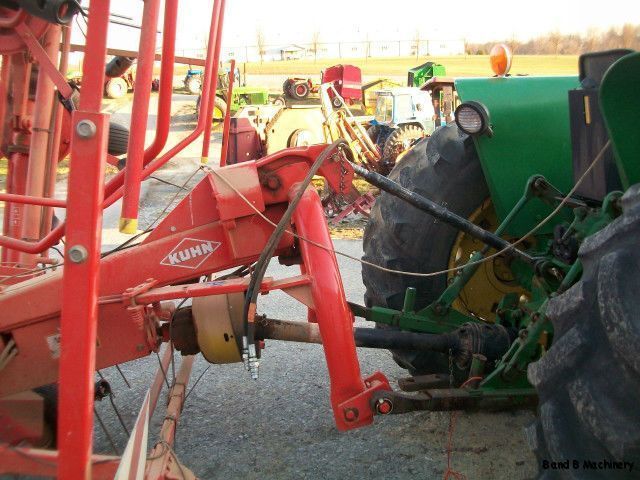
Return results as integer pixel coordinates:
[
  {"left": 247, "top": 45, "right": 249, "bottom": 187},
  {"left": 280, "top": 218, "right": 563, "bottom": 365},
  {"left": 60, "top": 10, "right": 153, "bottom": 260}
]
[
  {"left": 351, "top": 163, "right": 536, "bottom": 264},
  {"left": 57, "top": 0, "right": 111, "bottom": 477}
]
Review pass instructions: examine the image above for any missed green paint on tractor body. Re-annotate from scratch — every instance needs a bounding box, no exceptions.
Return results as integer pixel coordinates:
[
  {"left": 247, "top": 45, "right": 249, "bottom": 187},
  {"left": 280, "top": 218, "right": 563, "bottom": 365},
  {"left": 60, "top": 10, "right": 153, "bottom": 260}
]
[
  {"left": 455, "top": 75, "right": 580, "bottom": 237},
  {"left": 357, "top": 52, "right": 639, "bottom": 406}
]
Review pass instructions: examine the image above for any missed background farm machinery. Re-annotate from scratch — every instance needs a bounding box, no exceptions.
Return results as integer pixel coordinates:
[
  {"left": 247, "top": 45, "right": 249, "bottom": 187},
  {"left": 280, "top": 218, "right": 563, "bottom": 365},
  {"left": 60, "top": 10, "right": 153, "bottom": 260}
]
[
  {"left": 194, "top": 67, "right": 285, "bottom": 122},
  {"left": 283, "top": 63, "right": 363, "bottom": 107},
  {"left": 0, "top": 1, "right": 638, "bottom": 480}
]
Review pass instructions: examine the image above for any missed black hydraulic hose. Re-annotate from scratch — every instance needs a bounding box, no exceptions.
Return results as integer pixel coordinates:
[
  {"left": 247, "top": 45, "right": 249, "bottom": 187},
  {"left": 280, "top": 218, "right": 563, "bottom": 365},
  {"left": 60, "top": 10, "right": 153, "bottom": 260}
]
[
  {"left": 350, "top": 163, "right": 536, "bottom": 264},
  {"left": 354, "top": 328, "right": 459, "bottom": 352},
  {"left": 243, "top": 140, "right": 350, "bottom": 369}
]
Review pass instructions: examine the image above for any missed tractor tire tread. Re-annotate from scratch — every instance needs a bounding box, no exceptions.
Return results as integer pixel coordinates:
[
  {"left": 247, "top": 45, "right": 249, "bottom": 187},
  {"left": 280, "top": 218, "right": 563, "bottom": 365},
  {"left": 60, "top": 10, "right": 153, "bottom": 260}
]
[
  {"left": 527, "top": 185, "right": 640, "bottom": 478},
  {"left": 362, "top": 124, "right": 487, "bottom": 374}
]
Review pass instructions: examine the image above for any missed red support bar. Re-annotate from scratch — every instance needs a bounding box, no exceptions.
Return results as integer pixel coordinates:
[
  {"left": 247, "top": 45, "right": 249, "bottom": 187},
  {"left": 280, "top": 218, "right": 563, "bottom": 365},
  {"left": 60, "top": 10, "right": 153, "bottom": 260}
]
[
  {"left": 0, "top": 445, "right": 119, "bottom": 479},
  {"left": 119, "top": 0, "right": 162, "bottom": 234},
  {"left": 201, "top": 0, "right": 226, "bottom": 163},
  {"left": 14, "top": 22, "right": 74, "bottom": 100},
  {"left": 124, "top": 274, "right": 310, "bottom": 305},
  {"left": 142, "top": 0, "right": 179, "bottom": 164},
  {"left": 290, "top": 186, "right": 374, "bottom": 431},
  {"left": 19, "top": 25, "right": 62, "bottom": 266},
  {"left": 102, "top": 0, "right": 224, "bottom": 205},
  {"left": 0, "top": 55, "right": 9, "bottom": 144},
  {"left": 57, "top": 1, "right": 111, "bottom": 477},
  {"left": 219, "top": 58, "right": 236, "bottom": 167},
  {"left": 0, "top": 192, "right": 66, "bottom": 208},
  {"left": 42, "top": 23, "right": 72, "bottom": 237}
]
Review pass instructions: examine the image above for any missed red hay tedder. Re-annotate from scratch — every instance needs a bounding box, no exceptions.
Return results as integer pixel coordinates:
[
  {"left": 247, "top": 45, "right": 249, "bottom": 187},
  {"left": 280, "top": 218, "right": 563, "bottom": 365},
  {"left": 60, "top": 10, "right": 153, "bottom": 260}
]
[{"left": 0, "top": 1, "right": 393, "bottom": 477}]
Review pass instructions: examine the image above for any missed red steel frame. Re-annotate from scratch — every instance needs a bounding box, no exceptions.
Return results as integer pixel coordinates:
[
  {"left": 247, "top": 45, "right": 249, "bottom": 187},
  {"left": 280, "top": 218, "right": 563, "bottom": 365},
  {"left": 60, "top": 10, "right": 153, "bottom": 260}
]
[{"left": 0, "top": 2, "right": 392, "bottom": 478}]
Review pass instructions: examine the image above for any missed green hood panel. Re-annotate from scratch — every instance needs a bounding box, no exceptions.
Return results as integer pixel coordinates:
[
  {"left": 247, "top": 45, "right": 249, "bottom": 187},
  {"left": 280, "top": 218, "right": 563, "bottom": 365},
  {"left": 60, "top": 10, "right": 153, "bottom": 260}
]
[{"left": 455, "top": 76, "right": 580, "bottom": 236}]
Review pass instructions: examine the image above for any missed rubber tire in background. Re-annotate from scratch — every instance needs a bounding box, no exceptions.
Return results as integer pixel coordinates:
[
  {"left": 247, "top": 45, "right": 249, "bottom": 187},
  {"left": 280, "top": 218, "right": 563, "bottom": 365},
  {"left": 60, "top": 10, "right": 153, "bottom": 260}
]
[
  {"left": 332, "top": 95, "right": 343, "bottom": 108},
  {"left": 272, "top": 95, "right": 286, "bottom": 106},
  {"left": 291, "top": 82, "right": 310, "bottom": 100},
  {"left": 282, "top": 79, "right": 294, "bottom": 97},
  {"left": 525, "top": 185, "right": 640, "bottom": 479},
  {"left": 185, "top": 76, "right": 201, "bottom": 94},
  {"left": 104, "top": 77, "right": 128, "bottom": 99},
  {"left": 367, "top": 124, "right": 381, "bottom": 144},
  {"left": 107, "top": 122, "right": 129, "bottom": 156},
  {"left": 381, "top": 124, "right": 426, "bottom": 171},
  {"left": 196, "top": 96, "right": 227, "bottom": 122},
  {"left": 362, "top": 124, "right": 488, "bottom": 374},
  {"left": 212, "top": 96, "right": 227, "bottom": 122},
  {"left": 33, "top": 384, "right": 58, "bottom": 448}
]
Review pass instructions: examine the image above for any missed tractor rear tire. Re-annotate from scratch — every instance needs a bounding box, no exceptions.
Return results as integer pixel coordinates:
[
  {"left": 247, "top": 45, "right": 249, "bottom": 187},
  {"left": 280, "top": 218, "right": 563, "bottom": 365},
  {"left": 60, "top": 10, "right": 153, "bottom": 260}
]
[
  {"left": 104, "top": 77, "right": 128, "bottom": 99},
  {"left": 283, "top": 79, "right": 294, "bottom": 97},
  {"left": 196, "top": 95, "right": 227, "bottom": 122},
  {"left": 381, "top": 124, "right": 426, "bottom": 172},
  {"left": 212, "top": 96, "right": 227, "bottom": 122},
  {"left": 367, "top": 125, "right": 381, "bottom": 144},
  {"left": 362, "top": 124, "right": 488, "bottom": 375},
  {"left": 291, "top": 82, "right": 310, "bottom": 100},
  {"left": 525, "top": 185, "right": 640, "bottom": 479}
]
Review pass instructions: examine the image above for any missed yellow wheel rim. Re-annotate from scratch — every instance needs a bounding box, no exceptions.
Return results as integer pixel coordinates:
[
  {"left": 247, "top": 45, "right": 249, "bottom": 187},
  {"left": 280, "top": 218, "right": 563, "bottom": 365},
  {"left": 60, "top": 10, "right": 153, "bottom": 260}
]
[
  {"left": 447, "top": 198, "right": 527, "bottom": 322},
  {"left": 212, "top": 106, "right": 224, "bottom": 122}
]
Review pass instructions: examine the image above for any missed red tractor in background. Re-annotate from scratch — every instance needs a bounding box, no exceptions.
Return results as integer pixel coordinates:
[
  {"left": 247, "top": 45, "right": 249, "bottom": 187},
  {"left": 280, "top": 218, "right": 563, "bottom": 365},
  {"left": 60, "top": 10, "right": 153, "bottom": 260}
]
[{"left": 283, "top": 64, "right": 363, "bottom": 107}]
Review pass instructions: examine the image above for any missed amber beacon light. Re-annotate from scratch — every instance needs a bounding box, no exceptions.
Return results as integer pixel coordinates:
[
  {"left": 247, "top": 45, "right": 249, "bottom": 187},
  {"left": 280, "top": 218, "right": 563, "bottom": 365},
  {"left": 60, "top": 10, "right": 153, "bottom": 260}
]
[{"left": 490, "top": 43, "right": 513, "bottom": 76}]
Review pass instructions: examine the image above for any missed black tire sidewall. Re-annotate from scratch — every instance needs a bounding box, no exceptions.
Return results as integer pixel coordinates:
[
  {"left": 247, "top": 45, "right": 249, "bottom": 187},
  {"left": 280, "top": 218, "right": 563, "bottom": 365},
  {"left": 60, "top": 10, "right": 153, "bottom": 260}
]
[{"left": 362, "top": 124, "right": 488, "bottom": 374}]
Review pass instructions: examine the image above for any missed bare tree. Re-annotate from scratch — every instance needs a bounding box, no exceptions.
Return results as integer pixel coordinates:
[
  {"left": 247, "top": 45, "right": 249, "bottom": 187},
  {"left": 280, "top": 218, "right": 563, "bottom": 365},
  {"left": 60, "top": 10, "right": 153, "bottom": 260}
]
[
  {"left": 583, "top": 27, "right": 600, "bottom": 53},
  {"left": 621, "top": 23, "right": 636, "bottom": 48},
  {"left": 507, "top": 34, "right": 520, "bottom": 54},
  {"left": 310, "top": 31, "right": 321, "bottom": 62},
  {"left": 256, "top": 28, "right": 266, "bottom": 63},
  {"left": 548, "top": 30, "right": 562, "bottom": 56}
]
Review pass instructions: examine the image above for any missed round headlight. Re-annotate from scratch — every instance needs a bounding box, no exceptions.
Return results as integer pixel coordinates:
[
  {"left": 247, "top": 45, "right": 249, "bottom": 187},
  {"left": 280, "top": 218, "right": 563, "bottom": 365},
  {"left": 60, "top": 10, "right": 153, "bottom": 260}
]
[{"left": 455, "top": 101, "right": 491, "bottom": 136}]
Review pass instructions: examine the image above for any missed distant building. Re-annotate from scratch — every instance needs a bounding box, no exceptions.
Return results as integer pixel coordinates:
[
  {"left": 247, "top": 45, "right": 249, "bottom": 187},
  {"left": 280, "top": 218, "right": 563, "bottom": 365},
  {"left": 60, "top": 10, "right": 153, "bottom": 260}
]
[
  {"left": 220, "top": 37, "right": 465, "bottom": 62},
  {"left": 280, "top": 44, "right": 306, "bottom": 60}
]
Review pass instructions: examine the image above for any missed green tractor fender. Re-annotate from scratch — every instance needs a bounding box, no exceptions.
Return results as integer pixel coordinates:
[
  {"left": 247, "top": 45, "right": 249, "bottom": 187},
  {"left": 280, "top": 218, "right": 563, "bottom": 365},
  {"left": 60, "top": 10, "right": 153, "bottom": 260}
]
[{"left": 600, "top": 51, "right": 640, "bottom": 187}]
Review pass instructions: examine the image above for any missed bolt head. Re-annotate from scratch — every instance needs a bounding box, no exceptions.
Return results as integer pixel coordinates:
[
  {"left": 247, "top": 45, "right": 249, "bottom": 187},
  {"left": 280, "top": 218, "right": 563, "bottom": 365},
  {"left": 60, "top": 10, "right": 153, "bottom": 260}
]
[
  {"left": 67, "top": 245, "right": 88, "bottom": 263},
  {"left": 375, "top": 398, "right": 393, "bottom": 415},
  {"left": 343, "top": 408, "right": 359, "bottom": 422},
  {"left": 76, "top": 119, "right": 96, "bottom": 138}
]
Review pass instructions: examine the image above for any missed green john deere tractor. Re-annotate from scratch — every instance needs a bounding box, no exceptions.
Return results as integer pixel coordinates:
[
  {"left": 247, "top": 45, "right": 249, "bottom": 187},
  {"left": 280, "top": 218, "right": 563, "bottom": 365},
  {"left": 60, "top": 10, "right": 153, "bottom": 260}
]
[
  {"left": 195, "top": 70, "right": 285, "bottom": 122},
  {"left": 357, "top": 49, "right": 640, "bottom": 477}
]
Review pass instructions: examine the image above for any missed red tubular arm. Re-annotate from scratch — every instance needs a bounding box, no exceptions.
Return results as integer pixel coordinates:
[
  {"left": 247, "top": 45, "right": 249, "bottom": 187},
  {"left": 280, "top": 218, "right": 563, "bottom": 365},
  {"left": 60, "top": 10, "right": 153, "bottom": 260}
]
[
  {"left": 201, "top": 0, "right": 226, "bottom": 162},
  {"left": 119, "top": 0, "right": 162, "bottom": 233},
  {"left": 142, "top": 0, "right": 178, "bottom": 163},
  {"left": 219, "top": 58, "right": 236, "bottom": 167}
]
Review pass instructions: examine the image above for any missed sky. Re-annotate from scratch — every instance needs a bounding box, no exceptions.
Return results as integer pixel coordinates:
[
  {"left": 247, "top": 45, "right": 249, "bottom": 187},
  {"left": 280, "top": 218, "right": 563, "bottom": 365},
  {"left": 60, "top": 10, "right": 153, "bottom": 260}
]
[{"left": 86, "top": 0, "right": 638, "bottom": 51}]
